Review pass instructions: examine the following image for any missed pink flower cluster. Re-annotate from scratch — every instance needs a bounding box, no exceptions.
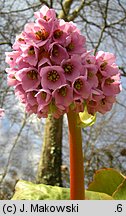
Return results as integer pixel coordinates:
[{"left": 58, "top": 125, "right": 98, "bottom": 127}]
[{"left": 5, "top": 6, "right": 121, "bottom": 118}]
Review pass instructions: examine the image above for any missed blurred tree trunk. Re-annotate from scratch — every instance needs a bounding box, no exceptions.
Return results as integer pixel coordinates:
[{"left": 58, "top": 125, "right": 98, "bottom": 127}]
[
  {"left": 36, "top": 0, "right": 74, "bottom": 186},
  {"left": 37, "top": 115, "right": 63, "bottom": 186}
]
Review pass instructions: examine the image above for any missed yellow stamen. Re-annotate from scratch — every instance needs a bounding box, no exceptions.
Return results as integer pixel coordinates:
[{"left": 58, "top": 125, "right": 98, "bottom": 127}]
[{"left": 47, "top": 70, "right": 60, "bottom": 82}]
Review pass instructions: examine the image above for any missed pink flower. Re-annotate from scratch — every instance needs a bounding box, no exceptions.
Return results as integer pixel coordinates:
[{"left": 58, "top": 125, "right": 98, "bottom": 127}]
[
  {"left": 15, "top": 84, "right": 27, "bottom": 103},
  {"left": 26, "top": 103, "right": 38, "bottom": 114},
  {"left": 15, "top": 67, "right": 40, "bottom": 91},
  {"left": 36, "top": 89, "right": 52, "bottom": 110},
  {"left": 65, "top": 21, "right": 80, "bottom": 34},
  {"left": 34, "top": 5, "right": 56, "bottom": 21},
  {"left": 13, "top": 32, "right": 26, "bottom": 50},
  {"left": 26, "top": 90, "right": 38, "bottom": 106},
  {"left": 96, "top": 96, "right": 116, "bottom": 114},
  {"left": 86, "top": 89, "right": 104, "bottom": 115},
  {"left": 101, "top": 74, "right": 121, "bottom": 96},
  {"left": 49, "top": 43, "right": 69, "bottom": 65},
  {"left": 5, "top": 5, "right": 121, "bottom": 118},
  {"left": 85, "top": 66, "right": 98, "bottom": 88},
  {"left": 6, "top": 68, "right": 19, "bottom": 86},
  {"left": 24, "top": 22, "right": 51, "bottom": 47},
  {"left": 81, "top": 52, "right": 99, "bottom": 88},
  {"left": 0, "top": 108, "right": 4, "bottom": 117},
  {"left": 53, "top": 84, "right": 73, "bottom": 110},
  {"left": 61, "top": 55, "right": 83, "bottom": 82},
  {"left": 53, "top": 19, "right": 68, "bottom": 45},
  {"left": 5, "top": 51, "right": 21, "bottom": 68},
  {"left": 81, "top": 51, "right": 96, "bottom": 65},
  {"left": 40, "top": 66, "right": 66, "bottom": 90},
  {"left": 96, "top": 51, "right": 119, "bottom": 77},
  {"left": 65, "top": 31, "right": 86, "bottom": 54},
  {"left": 20, "top": 44, "right": 39, "bottom": 66},
  {"left": 37, "top": 105, "right": 49, "bottom": 118},
  {"left": 73, "top": 76, "right": 91, "bottom": 99},
  {"left": 52, "top": 108, "right": 64, "bottom": 119}
]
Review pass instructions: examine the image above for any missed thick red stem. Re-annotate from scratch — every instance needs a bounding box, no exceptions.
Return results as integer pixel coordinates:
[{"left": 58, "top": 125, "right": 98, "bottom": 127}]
[{"left": 67, "top": 110, "right": 85, "bottom": 200}]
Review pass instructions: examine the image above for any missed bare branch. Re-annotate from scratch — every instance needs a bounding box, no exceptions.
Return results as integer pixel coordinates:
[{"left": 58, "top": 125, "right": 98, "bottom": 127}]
[
  {"left": 0, "top": 113, "right": 28, "bottom": 184},
  {"left": 94, "top": 0, "right": 110, "bottom": 54},
  {"left": 0, "top": 4, "right": 42, "bottom": 14},
  {"left": 68, "top": 0, "right": 85, "bottom": 21}
]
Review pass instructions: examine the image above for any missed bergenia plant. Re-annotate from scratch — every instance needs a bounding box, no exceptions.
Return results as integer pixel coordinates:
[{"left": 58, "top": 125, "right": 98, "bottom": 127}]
[{"left": 5, "top": 5, "right": 121, "bottom": 200}]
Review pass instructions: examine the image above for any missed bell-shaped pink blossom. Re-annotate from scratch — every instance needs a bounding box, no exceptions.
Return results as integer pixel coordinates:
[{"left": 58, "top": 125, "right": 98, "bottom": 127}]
[
  {"left": 101, "top": 74, "right": 121, "bottom": 96},
  {"left": 53, "top": 84, "right": 73, "bottom": 110},
  {"left": 24, "top": 22, "right": 52, "bottom": 47},
  {"left": 73, "top": 76, "right": 91, "bottom": 99},
  {"left": 86, "top": 89, "right": 104, "bottom": 115},
  {"left": 61, "top": 55, "right": 83, "bottom": 82},
  {"left": 5, "top": 51, "right": 21, "bottom": 68},
  {"left": 15, "top": 84, "right": 27, "bottom": 104},
  {"left": 81, "top": 51, "right": 96, "bottom": 65},
  {"left": 96, "top": 51, "right": 119, "bottom": 77},
  {"left": 26, "top": 89, "right": 38, "bottom": 106},
  {"left": 49, "top": 43, "right": 69, "bottom": 65},
  {"left": 37, "top": 105, "right": 49, "bottom": 118},
  {"left": 36, "top": 89, "right": 52, "bottom": 110},
  {"left": 40, "top": 66, "right": 66, "bottom": 90},
  {"left": 85, "top": 66, "right": 98, "bottom": 88},
  {"left": 13, "top": 32, "right": 26, "bottom": 50},
  {"left": 65, "top": 31, "right": 86, "bottom": 54},
  {"left": 15, "top": 67, "right": 40, "bottom": 91},
  {"left": 96, "top": 96, "right": 116, "bottom": 114},
  {"left": 20, "top": 44, "right": 39, "bottom": 66},
  {"left": 6, "top": 68, "right": 20, "bottom": 86},
  {"left": 53, "top": 19, "right": 68, "bottom": 45},
  {"left": 26, "top": 103, "right": 38, "bottom": 114},
  {"left": 34, "top": 5, "right": 56, "bottom": 21}
]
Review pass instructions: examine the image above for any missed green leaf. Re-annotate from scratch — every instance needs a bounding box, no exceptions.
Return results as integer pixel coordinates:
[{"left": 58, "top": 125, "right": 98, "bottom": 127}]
[
  {"left": 85, "top": 191, "right": 113, "bottom": 200},
  {"left": 12, "top": 180, "right": 113, "bottom": 200},
  {"left": 12, "top": 180, "right": 70, "bottom": 200},
  {"left": 77, "top": 106, "right": 96, "bottom": 128},
  {"left": 87, "top": 168, "right": 125, "bottom": 196},
  {"left": 113, "top": 179, "right": 126, "bottom": 200}
]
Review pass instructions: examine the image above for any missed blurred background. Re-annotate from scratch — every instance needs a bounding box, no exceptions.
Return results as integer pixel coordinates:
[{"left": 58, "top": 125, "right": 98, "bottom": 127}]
[{"left": 0, "top": 0, "right": 126, "bottom": 199}]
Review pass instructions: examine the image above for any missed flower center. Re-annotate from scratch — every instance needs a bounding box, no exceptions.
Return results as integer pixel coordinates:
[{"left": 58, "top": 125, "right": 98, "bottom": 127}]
[
  {"left": 32, "top": 91, "right": 37, "bottom": 97},
  {"left": 35, "top": 29, "right": 49, "bottom": 40},
  {"left": 66, "top": 42, "right": 74, "bottom": 51},
  {"left": 97, "top": 71, "right": 103, "bottom": 81},
  {"left": 105, "top": 78, "right": 115, "bottom": 85},
  {"left": 86, "top": 59, "right": 91, "bottom": 64},
  {"left": 43, "top": 15, "right": 50, "bottom": 21},
  {"left": 47, "top": 70, "right": 60, "bottom": 82},
  {"left": 27, "top": 70, "right": 38, "bottom": 80},
  {"left": 18, "top": 38, "right": 24, "bottom": 42},
  {"left": 100, "top": 61, "right": 108, "bottom": 70},
  {"left": 89, "top": 100, "right": 96, "bottom": 106},
  {"left": 88, "top": 71, "right": 94, "bottom": 78},
  {"left": 63, "top": 63, "right": 73, "bottom": 74},
  {"left": 28, "top": 46, "right": 35, "bottom": 55},
  {"left": 54, "top": 29, "right": 63, "bottom": 39},
  {"left": 101, "top": 99, "right": 106, "bottom": 105},
  {"left": 52, "top": 45, "right": 58, "bottom": 56},
  {"left": 74, "top": 79, "right": 83, "bottom": 90},
  {"left": 41, "top": 92, "right": 47, "bottom": 100},
  {"left": 58, "top": 86, "right": 67, "bottom": 96}
]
